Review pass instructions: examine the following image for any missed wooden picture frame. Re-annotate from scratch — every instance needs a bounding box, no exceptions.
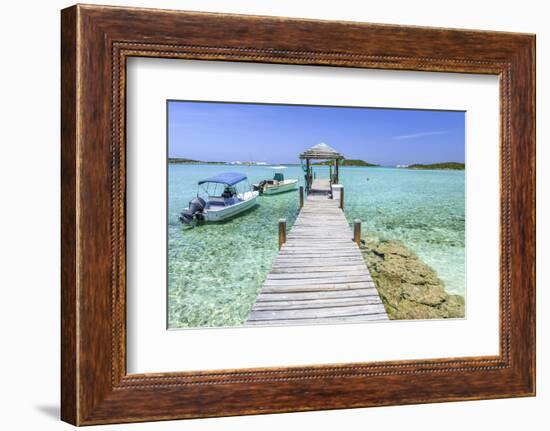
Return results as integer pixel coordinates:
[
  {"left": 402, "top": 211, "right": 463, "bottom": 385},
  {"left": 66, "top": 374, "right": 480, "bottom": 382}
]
[{"left": 61, "top": 4, "right": 535, "bottom": 425}]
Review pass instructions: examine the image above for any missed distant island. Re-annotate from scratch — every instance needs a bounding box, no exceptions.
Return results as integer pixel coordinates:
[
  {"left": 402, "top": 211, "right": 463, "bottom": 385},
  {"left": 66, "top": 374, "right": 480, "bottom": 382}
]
[
  {"left": 168, "top": 157, "right": 381, "bottom": 167},
  {"left": 168, "top": 157, "right": 225, "bottom": 165},
  {"left": 314, "top": 159, "right": 379, "bottom": 167},
  {"left": 407, "top": 162, "right": 465, "bottom": 170},
  {"left": 168, "top": 158, "right": 268, "bottom": 166}
]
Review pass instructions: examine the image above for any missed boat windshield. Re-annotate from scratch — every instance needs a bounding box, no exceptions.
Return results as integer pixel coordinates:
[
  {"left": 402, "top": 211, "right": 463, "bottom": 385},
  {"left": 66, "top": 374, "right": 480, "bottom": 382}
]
[
  {"left": 270, "top": 166, "right": 287, "bottom": 182},
  {"left": 198, "top": 180, "right": 248, "bottom": 199}
]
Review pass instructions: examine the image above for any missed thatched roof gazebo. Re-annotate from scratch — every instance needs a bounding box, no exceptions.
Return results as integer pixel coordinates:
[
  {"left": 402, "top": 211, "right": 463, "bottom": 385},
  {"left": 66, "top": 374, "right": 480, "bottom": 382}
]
[
  {"left": 299, "top": 143, "right": 344, "bottom": 161},
  {"left": 299, "top": 143, "right": 344, "bottom": 193}
]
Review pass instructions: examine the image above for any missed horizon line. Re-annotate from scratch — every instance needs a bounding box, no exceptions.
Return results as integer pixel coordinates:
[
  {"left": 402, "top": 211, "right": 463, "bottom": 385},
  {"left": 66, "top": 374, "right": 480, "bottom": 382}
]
[{"left": 168, "top": 157, "right": 465, "bottom": 167}]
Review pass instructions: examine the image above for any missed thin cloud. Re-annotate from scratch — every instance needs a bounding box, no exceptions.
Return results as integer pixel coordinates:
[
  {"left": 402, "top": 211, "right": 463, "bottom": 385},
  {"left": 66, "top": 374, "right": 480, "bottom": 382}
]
[{"left": 392, "top": 131, "right": 448, "bottom": 140}]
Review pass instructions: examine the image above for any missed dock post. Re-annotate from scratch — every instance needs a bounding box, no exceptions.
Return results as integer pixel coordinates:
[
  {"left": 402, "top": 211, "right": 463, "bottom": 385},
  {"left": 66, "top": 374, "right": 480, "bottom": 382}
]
[
  {"left": 278, "top": 218, "right": 287, "bottom": 250},
  {"left": 340, "top": 186, "right": 345, "bottom": 209},
  {"left": 299, "top": 186, "right": 304, "bottom": 208},
  {"left": 353, "top": 219, "right": 361, "bottom": 246}
]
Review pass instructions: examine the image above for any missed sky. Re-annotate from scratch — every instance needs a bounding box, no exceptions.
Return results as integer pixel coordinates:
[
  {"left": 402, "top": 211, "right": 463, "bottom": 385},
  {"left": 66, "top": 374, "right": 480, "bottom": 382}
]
[{"left": 168, "top": 101, "right": 465, "bottom": 166}]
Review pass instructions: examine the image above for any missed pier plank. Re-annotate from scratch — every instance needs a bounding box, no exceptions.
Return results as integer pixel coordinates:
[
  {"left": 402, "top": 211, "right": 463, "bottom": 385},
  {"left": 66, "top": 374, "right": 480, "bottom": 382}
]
[
  {"left": 273, "top": 258, "right": 365, "bottom": 264},
  {"left": 270, "top": 265, "right": 367, "bottom": 273},
  {"left": 252, "top": 297, "right": 385, "bottom": 310},
  {"left": 263, "top": 276, "right": 373, "bottom": 286},
  {"left": 247, "top": 304, "right": 388, "bottom": 321},
  {"left": 256, "top": 288, "right": 380, "bottom": 302},
  {"left": 259, "top": 283, "right": 377, "bottom": 293},
  {"left": 245, "top": 186, "right": 388, "bottom": 325},
  {"left": 246, "top": 313, "right": 389, "bottom": 326}
]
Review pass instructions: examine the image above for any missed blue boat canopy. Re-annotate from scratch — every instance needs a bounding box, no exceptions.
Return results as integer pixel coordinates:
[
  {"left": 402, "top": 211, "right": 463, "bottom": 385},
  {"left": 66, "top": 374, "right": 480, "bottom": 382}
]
[{"left": 198, "top": 172, "right": 247, "bottom": 186}]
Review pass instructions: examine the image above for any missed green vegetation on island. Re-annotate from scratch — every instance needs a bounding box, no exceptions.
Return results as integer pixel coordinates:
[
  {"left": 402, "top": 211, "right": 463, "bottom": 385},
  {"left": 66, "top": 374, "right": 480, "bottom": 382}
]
[
  {"left": 314, "top": 159, "right": 379, "bottom": 167},
  {"left": 168, "top": 158, "right": 226, "bottom": 165},
  {"left": 408, "top": 162, "right": 465, "bottom": 170}
]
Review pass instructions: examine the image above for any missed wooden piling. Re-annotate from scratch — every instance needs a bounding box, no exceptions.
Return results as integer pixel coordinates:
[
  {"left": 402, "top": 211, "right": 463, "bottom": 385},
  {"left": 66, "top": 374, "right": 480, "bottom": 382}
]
[
  {"left": 278, "top": 218, "right": 287, "bottom": 250},
  {"left": 299, "top": 186, "right": 304, "bottom": 208},
  {"left": 340, "top": 186, "right": 345, "bottom": 209},
  {"left": 353, "top": 219, "right": 361, "bottom": 246}
]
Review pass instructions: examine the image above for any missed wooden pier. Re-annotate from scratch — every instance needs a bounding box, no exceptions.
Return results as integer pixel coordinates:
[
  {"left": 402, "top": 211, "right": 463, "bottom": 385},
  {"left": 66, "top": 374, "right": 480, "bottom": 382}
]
[
  {"left": 246, "top": 179, "right": 388, "bottom": 326},
  {"left": 309, "top": 178, "right": 331, "bottom": 195}
]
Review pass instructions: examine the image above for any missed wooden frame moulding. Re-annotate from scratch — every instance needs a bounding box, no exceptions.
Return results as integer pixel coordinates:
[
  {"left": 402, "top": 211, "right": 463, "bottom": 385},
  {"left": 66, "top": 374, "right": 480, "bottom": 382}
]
[{"left": 61, "top": 4, "right": 536, "bottom": 425}]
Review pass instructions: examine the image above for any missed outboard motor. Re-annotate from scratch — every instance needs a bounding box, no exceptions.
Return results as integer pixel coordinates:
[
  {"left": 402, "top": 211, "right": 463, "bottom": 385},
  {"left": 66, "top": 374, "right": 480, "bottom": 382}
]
[
  {"left": 253, "top": 180, "right": 267, "bottom": 194},
  {"left": 179, "top": 196, "right": 206, "bottom": 224}
]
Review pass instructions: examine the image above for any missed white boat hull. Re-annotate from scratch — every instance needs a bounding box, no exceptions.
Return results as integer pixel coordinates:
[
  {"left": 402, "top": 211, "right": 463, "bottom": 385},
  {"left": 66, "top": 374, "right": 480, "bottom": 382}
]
[
  {"left": 262, "top": 179, "right": 298, "bottom": 195},
  {"left": 203, "top": 190, "right": 259, "bottom": 222}
]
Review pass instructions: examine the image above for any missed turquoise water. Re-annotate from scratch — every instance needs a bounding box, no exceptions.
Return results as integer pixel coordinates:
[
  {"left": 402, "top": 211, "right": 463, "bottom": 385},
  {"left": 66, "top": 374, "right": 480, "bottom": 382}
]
[{"left": 168, "top": 164, "right": 465, "bottom": 328}]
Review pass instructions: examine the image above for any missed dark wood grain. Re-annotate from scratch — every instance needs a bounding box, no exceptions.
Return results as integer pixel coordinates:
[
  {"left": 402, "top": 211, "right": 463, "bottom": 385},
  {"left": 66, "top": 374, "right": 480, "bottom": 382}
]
[
  {"left": 60, "top": 6, "right": 78, "bottom": 425},
  {"left": 61, "top": 4, "right": 535, "bottom": 425}
]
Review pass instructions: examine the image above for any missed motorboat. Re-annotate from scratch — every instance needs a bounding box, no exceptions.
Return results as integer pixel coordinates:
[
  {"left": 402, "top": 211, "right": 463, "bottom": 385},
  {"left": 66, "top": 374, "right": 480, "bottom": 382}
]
[
  {"left": 179, "top": 172, "right": 259, "bottom": 224},
  {"left": 253, "top": 166, "right": 298, "bottom": 195}
]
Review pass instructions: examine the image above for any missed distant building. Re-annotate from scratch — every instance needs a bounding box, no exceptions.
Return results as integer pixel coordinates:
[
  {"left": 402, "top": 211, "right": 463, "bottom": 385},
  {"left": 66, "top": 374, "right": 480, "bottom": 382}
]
[
  {"left": 396, "top": 164, "right": 409, "bottom": 168},
  {"left": 255, "top": 162, "right": 268, "bottom": 165}
]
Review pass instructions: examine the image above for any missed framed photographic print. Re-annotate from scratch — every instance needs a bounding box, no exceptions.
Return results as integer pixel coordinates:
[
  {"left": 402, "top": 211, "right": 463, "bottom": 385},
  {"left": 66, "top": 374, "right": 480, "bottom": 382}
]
[{"left": 61, "top": 4, "right": 535, "bottom": 425}]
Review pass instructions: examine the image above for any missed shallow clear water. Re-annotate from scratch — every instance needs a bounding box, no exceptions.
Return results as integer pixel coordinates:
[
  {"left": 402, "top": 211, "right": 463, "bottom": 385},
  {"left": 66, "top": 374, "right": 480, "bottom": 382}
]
[
  {"left": 339, "top": 167, "right": 465, "bottom": 296},
  {"left": 168, "top": 164, "right": 465, "bottom": 328}
]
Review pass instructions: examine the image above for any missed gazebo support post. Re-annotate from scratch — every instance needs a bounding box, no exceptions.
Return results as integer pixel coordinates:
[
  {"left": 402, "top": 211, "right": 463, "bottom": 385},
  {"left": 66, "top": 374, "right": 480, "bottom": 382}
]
[{"left": 305, "top": 158, "right": 310, "bottom": 193}]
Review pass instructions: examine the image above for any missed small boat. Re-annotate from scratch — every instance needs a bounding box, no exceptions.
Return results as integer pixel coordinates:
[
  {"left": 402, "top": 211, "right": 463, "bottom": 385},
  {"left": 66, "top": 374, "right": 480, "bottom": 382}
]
[
  {"left": 179, "top": 172, "right": 259, "bottom": 224},
  {"left": 253, "top": 166, "right": 298, "bottom": 195}
]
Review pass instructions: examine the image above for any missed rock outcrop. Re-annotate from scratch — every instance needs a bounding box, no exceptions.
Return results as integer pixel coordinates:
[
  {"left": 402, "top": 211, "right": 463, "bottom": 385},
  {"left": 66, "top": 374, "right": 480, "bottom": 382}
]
[{"left": 361, "top": 237, "right": 464, "bottom": 320}]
